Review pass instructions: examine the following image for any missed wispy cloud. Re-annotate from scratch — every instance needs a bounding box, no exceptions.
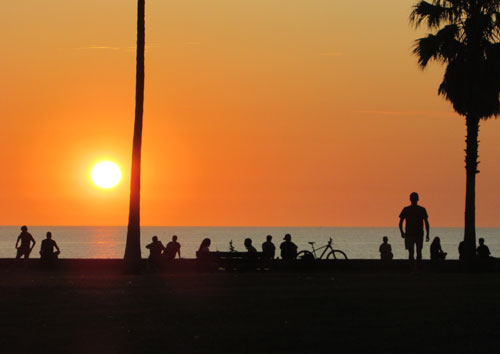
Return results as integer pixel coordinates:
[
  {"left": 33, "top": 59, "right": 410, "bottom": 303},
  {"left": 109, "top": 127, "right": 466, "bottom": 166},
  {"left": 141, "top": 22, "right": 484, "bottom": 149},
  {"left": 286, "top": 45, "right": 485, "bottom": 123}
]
[{"left": 357, "top": 109, "right": 456, "bottom": 117}]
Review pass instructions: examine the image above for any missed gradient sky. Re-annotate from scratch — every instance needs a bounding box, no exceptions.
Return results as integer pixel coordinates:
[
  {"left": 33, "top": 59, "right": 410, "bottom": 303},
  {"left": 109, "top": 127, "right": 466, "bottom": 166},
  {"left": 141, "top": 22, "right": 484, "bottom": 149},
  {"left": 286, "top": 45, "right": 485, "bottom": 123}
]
[{"left": 1, "top": 0, "right": 500, "bottom": 227}]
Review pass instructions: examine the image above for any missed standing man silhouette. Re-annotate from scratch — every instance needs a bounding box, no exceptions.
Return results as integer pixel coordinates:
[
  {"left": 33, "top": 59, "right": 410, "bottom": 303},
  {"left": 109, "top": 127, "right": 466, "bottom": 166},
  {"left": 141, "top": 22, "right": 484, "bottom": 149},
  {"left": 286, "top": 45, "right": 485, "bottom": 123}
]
[{"left": 399, "top": 192, "right": 429, "bottom": 266}]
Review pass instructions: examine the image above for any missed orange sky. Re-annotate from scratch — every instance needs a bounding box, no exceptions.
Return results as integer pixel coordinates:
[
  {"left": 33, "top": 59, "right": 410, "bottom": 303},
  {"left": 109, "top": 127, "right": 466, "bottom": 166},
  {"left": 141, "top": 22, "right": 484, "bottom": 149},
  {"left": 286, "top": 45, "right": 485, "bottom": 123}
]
[{"left": 1, "top": 0, "right": 500, "bottom": 227}]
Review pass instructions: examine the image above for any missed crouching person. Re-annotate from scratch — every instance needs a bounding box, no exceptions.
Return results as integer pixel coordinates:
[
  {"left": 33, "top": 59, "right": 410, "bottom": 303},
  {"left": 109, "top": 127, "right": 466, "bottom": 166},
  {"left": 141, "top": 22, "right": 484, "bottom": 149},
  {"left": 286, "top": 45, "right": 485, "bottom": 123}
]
[{"left": 40, "top": 232, "right": 61, "bottom": 266}]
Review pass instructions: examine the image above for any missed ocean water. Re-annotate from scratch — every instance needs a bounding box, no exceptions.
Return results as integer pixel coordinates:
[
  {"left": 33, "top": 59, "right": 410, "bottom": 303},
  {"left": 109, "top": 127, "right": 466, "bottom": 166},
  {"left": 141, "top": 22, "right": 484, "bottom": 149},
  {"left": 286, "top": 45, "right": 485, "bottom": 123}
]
[{"left": 0, "top": 226, "right": 499, "bottom": 260}]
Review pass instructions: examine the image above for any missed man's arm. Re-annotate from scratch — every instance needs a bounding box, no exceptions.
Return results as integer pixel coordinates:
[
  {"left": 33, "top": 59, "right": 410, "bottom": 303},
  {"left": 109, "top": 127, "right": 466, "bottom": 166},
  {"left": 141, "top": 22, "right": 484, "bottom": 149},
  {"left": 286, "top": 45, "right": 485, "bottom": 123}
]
[
  {"left": 15, "top": 236, "right": 20, "bottom": 249},
  {"left": 54, "top": 242, "right": 60, "bottom": 253},
  {"left": 424, "top": 217, "right": 430, "bottom": 242},
  {"left": 177, "top": 247, "right": 181, "bottom": 258},
  {"left": 30, "top": 235, "right": 36, "bottom": 250},
  {"left": 399, "top": 218, "right": 405, "bottom": 238}
]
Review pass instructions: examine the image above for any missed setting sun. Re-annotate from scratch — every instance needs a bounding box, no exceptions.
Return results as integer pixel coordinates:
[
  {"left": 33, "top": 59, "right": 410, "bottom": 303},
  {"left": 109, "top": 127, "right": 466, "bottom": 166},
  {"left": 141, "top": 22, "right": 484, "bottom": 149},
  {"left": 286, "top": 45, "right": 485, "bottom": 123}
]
[{"left": 91, "top": 161, "right": 122, "bottom": 189}]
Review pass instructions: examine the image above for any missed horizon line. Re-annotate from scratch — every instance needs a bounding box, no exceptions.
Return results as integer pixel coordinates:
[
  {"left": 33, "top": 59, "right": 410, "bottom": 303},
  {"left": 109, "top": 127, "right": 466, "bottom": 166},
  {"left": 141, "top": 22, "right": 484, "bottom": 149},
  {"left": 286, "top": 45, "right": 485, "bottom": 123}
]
[{"left": 0, "top": 224, "right": 496, "bottom": 229}]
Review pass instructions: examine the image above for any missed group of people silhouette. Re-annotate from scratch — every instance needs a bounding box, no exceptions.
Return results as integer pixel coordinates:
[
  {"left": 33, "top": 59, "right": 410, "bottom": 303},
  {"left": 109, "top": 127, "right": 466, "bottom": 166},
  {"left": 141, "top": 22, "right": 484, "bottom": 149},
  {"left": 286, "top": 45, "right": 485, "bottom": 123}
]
[
  {"left": 145, "top": 235, "right": 181, "bottom": 262},
  {"left": 15, "top": 225, "right": 61, "bottom": 263},
  {"left": 379, "top": 235, "right": 449, "bottom": 261},
  {"left": 381, "top": 192, "right": 494, "bottom": 265},
  {"left": 13, "top": 192, "right": 495, "bottom": 267},
  {"left": 196, "top": 233, "right": 300, "bottom": 260},
  {"left": 146, "top": 233, "right": 300, "bottom": 261}
]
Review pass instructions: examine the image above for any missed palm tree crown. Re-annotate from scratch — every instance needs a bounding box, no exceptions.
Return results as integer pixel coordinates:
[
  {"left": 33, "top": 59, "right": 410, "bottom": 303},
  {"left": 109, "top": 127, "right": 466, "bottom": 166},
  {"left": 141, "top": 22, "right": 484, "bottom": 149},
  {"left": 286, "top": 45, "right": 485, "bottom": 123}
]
[{"left": 411, "top": 0, "right": 500, "bottom": 118}]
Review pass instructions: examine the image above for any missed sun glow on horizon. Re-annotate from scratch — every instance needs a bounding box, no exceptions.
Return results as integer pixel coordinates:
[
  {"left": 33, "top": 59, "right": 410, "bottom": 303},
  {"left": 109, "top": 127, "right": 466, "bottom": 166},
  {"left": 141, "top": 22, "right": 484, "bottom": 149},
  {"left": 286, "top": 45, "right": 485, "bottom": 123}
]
[{"left": 91, "top": 161, "right": 122, "bottom": 189}]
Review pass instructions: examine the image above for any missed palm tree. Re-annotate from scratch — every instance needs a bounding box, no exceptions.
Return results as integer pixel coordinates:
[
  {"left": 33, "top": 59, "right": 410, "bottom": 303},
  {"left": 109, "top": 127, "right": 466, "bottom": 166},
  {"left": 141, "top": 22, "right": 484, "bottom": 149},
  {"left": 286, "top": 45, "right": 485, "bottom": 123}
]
[
  {"left": 124, "top": 0, "right": 145, "bottom": 266},
  {"left": 410, "top": 0, "right": 500, "bottom": 260}
]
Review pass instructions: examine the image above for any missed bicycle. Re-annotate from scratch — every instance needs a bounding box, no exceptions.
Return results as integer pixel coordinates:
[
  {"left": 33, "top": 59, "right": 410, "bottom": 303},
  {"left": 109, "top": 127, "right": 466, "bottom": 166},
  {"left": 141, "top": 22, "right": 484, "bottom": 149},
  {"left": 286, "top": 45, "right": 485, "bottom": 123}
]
[{"left": 297, "top": 237, "right": 348, "bottom": 260}]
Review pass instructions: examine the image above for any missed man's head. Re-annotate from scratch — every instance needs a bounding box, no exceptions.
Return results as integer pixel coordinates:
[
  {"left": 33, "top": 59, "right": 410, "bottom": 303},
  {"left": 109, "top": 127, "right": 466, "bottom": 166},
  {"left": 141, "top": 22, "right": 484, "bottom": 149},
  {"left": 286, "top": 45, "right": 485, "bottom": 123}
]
[
  {"left": 172, "top": 235, "right": 178, "bottom": 242},
  {"left": 479, "top": 237, "right": 485, "bottom": 245},
  {"left": 46, "top": 232, "right": 52, "bottom": 239},
  {"left": 266, "top": 235, "right": 272, "bottom": 242},
  {"left": 244, "top": 238, "right": 252, "bottom": 247},
  {"left": 410, "top": 192, "right": 419, "bottom": 205},
  {"left": 152, "top": 236, "right": 158, "bottom": 242},
  {"left": 284, "top": 234, "right": 291, "bottom": 241},
  {"left": 21, "top": 225, "right": 28, "bottom": 232},
  {"left": 383, "top": 236, "right": 388, "bottom": 243}
]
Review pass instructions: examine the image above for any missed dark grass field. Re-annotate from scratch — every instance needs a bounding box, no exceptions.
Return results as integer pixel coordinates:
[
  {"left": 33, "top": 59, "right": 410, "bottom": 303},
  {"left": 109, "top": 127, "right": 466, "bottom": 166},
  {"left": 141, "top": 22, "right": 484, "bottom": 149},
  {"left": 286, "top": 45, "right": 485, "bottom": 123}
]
[{"left": 1, "top": 269, "right": 499, "bottom": 354}]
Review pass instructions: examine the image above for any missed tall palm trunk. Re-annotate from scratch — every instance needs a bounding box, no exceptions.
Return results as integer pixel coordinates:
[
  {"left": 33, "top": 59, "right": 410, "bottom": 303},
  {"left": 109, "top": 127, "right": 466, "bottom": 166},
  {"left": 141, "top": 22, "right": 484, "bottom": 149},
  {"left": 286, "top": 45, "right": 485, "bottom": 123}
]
[
  {"left": 124, "top": 0, "right": 145, "bottom": 265},
  {"left": 464, "top": 114, "right": 480, "bottom": 260}
]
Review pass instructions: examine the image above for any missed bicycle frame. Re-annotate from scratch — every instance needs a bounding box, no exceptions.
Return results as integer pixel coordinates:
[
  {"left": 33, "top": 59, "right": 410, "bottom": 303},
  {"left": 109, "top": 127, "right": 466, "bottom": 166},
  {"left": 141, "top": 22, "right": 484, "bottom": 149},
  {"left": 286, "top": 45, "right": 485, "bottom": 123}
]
[{"left": 308, "top": 238, "right": 334, "bottom": 259}]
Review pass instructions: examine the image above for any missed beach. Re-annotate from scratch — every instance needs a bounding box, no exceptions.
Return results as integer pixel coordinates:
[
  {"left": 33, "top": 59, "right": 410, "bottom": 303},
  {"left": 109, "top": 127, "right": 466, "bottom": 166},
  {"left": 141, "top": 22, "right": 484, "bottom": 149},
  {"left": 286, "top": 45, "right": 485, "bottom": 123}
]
[{"left": 2, "top": 265, "right": 499, "bottom": 354}]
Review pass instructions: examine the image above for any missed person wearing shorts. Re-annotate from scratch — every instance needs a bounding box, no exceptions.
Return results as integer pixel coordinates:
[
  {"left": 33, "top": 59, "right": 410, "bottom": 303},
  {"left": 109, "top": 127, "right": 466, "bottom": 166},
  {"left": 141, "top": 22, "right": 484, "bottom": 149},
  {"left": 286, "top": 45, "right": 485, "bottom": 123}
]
[
  {"left": 399, "top": 192, "right": 430, "bottom": 265},
  {"left": 15, "top": 225, "right": 36, "bottom": 259}
]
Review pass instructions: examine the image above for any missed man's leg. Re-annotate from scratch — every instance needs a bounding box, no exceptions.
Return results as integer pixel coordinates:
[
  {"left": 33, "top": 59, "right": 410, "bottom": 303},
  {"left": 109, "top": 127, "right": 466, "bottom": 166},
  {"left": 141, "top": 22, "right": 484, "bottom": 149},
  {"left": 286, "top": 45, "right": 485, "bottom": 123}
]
[
  {"left": 408, "top": 244, "right": 415, "bottom": 261},
  {"left": 416, "top": 236, "right": 423, "bottom": 263},
  {"left": 406, "top": 238, "right": 414, "bottom": 261}
]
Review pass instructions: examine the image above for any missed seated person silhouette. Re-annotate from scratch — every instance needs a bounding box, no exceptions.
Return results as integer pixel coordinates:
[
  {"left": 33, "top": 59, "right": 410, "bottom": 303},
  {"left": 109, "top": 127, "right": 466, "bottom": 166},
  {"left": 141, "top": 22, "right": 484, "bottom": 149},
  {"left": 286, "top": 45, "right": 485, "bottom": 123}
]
[
  {"left": 146, "top": 236, "right": 165, "bottom": 263},
  {"left": 164, "top": 235, "right": 181, "bottom": 260},
  {"left": 262, "top": 235, "right": 276, "bottom": 259},
  {"left": 244, "top": 238, "right": 257, "bottom": 253},
  {"left": 15, "top": 225, "right": 36, "bottom": 259},
  {"left": 379, "top": 236, "right": 393, "bottom": 261},
  {"left": 458, "top": 241, "right": 466, "bottom": 261},
  {"left": 430, "top": 236, "right": 447, "bottom": 261},
  {"left": 476, "top": 238, "right": 491, "bottom": 259},
  {"left": 40, "top": 232, "right": 60, "bottom": 263},
  {"left": 197, "top": 238, "right": 211, "bottom": 256},
  {"left": 280, "top": 234, "right": 298, "bottom": 260}
]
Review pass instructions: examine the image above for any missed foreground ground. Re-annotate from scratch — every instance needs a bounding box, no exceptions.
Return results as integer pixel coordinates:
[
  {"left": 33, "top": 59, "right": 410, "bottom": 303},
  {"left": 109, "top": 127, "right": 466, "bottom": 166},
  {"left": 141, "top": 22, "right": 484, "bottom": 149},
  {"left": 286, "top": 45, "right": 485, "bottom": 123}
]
[{"left": 1, "top": 269, "right": 499, "bottom": 354}]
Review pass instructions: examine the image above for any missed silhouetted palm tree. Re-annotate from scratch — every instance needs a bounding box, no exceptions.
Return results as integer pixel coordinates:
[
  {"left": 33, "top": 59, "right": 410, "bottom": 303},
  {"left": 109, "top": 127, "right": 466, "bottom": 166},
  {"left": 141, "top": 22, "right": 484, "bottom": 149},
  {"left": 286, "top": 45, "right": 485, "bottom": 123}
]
[
  {"left": 124, "top": 0, "right": 145, "bottom": 266},
  {"left": 411, "top": 0, "right": 500, "bottom": 259}
]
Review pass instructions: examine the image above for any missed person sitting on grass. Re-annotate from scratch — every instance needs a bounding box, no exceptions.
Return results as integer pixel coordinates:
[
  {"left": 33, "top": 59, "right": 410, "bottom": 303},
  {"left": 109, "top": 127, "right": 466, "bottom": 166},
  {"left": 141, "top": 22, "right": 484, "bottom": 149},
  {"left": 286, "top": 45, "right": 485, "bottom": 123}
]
[
  {"left": 379, "top": 236, "right": 393, "bottom": 261},
  {"left": 197, "top": 238, "right": 211, "bottom": 255},
  {"left": 15, "top": 225, "right": 36, "bottom": 259},
  {"left": 280, "top": 234, "right": 298, "bottom": 260},
  {"left": 40, "top": 232, "right": 60, "bottom": 263},
  {"left": 430, "top": 237, "right": 447, "bottom": 261},
  {"left": 164, "top": 235, "right": 181, "bottom": 260},
  {"left": 476, "top": 238, "right": 491, "bottom": 259},
  {"left": 262, "top": 235, "right": 276, "bottom": 259},
  {"left": 146, "top": 236, "right": 165, "bottom": 264}
]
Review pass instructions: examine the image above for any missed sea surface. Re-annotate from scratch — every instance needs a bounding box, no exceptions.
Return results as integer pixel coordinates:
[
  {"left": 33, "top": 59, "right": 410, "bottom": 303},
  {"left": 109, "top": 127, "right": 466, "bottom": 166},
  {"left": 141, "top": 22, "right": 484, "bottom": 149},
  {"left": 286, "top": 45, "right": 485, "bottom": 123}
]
[{"left": 0, "top": 226, "right": 499, "bottom": 260}]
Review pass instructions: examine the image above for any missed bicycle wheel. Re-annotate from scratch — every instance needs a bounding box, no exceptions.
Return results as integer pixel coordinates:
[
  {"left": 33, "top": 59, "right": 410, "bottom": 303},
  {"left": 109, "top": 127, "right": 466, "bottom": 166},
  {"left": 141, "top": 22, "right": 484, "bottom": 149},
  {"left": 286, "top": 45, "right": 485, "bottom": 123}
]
[
  {"left": 296, "top": 250, "right": 314, "bottom": 261},
  {"left": 326, "top": 250, "right": 348, "bottom": 260}
]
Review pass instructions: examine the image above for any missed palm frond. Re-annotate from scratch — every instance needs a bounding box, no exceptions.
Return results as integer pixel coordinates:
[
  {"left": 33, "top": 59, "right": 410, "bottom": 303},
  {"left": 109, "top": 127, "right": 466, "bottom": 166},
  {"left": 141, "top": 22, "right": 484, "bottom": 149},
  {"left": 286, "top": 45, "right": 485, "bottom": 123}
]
[
  {"left": 410, "top": 0, "right": 458, "bottom": 29},
  {"left": 413, "top": 24, "right": 461, "bottom": 68}
]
